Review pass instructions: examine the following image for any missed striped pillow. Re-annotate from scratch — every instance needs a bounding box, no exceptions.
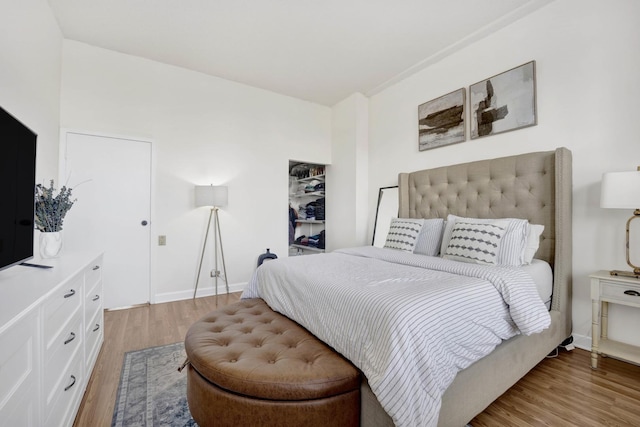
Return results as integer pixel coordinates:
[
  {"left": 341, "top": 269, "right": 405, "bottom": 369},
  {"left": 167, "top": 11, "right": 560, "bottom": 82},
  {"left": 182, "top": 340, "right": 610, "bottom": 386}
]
[
  {"left": 384, "top": 218, "right": 424, "bottom": 252},
  {"left": 443, "top": 220, "right": 508, "bottom": 264},
  {"left": 413, "top": 218, "right": 445, "bottom": 256}
]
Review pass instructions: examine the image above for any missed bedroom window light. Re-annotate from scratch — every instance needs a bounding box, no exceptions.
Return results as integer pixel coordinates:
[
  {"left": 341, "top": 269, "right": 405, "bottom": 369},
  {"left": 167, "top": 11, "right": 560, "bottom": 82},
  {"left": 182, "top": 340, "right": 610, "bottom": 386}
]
[
  {"left": 600, "top": 167, "right": 640, "bottom": 278},
  {"left": 194, "top": 185, "right": 229, "bottom": 297}
]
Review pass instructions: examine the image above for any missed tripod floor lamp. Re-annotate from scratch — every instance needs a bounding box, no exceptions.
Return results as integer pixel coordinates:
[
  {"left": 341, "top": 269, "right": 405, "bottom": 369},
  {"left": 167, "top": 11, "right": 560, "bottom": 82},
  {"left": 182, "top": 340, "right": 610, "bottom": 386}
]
[{"left": 194, "top": 185, "right": 229, "bottom": 298}]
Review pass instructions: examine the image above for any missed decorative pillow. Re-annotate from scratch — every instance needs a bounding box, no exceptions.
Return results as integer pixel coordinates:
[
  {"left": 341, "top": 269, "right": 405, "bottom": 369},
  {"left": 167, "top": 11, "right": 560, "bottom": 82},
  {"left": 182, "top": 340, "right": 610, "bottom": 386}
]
[
  {"left": 523, "top": 224, "right": 545, "bottom": 264},
  {"left": 440, "top": 214, "right": 530, "bottom": 266},
  {"left": 384, "top": 218, "right": 424, "bottom": 252},
  {"left": 413, "top": 218, "right": 445, "bottom": 256},
  {"left": 443, "top": 220, "right": 508, "bottom": 264}
]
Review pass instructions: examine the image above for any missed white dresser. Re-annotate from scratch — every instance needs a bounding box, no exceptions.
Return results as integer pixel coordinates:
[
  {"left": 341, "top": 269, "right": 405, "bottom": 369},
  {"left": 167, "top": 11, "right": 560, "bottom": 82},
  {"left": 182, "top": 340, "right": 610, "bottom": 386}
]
[{"left": 0, "top": 252, "right": 104, "bottom": 427}]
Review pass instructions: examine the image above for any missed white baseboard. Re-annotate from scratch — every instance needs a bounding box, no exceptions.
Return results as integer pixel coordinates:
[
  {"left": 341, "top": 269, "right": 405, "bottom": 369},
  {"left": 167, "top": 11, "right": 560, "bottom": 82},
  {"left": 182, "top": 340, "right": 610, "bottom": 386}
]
[
  {"left": 571, "top": 333, "right": 591, "bottom": 351},
  {"left": 154, "top": 282, "right": 247, "bottom": 304}
]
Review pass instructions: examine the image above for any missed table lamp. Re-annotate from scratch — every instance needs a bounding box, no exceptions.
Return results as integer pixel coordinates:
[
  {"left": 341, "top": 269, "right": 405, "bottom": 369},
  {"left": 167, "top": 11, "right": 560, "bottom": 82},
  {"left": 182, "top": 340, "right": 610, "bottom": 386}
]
[{"left": 600, "top": 168, "right": 640, "bottom": 278}]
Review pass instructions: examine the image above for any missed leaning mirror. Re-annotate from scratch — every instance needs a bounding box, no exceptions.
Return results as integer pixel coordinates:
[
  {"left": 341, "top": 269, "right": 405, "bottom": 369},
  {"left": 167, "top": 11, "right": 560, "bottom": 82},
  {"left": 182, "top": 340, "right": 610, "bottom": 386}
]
[{"left": 372, "top": 186, "right": 399, "bottom": 247}]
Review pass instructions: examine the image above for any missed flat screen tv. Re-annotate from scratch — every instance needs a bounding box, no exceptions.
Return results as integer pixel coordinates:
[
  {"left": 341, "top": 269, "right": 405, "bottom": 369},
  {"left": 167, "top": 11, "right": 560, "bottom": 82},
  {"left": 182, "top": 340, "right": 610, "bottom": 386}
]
[{"left": 0, "top": 106, "right": 37, "bottom": 271}]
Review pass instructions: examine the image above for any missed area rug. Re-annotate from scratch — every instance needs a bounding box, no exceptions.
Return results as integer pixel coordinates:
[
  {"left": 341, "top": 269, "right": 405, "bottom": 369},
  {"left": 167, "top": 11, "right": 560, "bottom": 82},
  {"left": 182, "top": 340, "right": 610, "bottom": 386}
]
[
  {"left": 111, "top": 342, "right": 475, "bottom": 427},
  {"left": 112, "top": 342, "right": 196, "bottom": 427}
]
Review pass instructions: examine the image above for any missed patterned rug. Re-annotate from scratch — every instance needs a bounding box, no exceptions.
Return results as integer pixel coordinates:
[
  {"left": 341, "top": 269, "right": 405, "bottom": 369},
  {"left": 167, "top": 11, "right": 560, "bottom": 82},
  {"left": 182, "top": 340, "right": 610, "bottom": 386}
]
[
  {"left": 112, "top": 342, "right": 196, "bottom": 427},
  {"left": 111, "top": 342, "right": 475, "bottom": 427}
]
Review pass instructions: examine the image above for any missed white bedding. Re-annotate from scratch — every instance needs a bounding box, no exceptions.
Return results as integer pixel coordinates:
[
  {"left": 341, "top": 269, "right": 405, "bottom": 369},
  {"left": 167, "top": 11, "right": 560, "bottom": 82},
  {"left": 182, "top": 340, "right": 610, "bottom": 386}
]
[
  {"left": 242, "top": 246, "right": 550, "bottom": 427},
  {"left": 522, "top": 259, "right": 553, "bottom": 309}
]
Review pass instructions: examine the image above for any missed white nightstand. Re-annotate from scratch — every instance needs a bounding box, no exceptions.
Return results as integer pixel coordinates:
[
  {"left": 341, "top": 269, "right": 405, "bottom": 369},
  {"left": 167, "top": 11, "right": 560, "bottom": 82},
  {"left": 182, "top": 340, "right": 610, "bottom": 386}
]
[{"left": 590, "top": 270, "right": 640, "bottom": 369}]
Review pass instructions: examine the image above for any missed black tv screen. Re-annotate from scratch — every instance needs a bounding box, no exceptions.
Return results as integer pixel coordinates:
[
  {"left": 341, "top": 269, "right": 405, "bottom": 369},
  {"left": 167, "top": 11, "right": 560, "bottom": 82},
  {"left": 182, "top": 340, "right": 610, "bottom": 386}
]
[{"left": 0, "top": 106, "right": 37, "bottom": 271}]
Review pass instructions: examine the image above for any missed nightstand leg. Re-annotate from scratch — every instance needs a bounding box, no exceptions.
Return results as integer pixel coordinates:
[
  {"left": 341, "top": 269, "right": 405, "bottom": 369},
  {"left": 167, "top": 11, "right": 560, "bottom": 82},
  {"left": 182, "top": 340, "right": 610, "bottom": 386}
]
[{"left": 591, "top": 299, "right": 600, "bottom": 369}]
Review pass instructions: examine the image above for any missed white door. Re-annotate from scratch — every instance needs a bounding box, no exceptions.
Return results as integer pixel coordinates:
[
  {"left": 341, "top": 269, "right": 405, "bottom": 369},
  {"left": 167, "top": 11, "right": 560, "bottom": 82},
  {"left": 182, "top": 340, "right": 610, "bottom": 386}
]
[{"left": 62, "top": 132, "right": 151, "bottom": 309}]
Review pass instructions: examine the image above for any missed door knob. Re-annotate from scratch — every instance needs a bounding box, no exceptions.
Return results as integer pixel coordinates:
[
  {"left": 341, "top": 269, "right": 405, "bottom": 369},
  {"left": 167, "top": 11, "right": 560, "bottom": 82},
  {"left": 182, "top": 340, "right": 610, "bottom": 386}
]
[{"left": 141, "top": 220, "right": 148, "bottom": 226}]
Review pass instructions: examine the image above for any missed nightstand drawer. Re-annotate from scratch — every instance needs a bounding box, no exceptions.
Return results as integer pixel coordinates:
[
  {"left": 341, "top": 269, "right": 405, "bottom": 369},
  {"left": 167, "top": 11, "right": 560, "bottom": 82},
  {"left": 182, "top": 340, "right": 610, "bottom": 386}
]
[{"left": 600, "top": 280, "right": 640, "bottom": 306}]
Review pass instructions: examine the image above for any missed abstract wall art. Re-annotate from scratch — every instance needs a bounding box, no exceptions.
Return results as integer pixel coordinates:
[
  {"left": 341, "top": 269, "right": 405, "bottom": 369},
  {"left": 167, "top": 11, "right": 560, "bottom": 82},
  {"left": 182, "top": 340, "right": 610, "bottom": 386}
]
[
  {"left": 418, "top": 88, "right": 465, "bottom": 151},
  {"left": 469, "top": 61, "right": 537, "bottom": 139}
]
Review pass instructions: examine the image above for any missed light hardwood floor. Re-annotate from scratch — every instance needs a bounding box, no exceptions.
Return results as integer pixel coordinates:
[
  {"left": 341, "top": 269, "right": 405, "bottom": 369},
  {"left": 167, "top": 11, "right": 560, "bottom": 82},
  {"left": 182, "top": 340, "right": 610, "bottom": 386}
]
[{"left": 74, "top": 293, "right": 640, "bottom": 426}]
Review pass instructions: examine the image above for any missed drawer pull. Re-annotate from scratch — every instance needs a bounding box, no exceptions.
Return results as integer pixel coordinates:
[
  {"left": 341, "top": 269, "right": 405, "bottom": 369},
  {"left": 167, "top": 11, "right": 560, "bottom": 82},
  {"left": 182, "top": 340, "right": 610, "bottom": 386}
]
[
  {"left": 93, "top": 324, "right": 100, "bottom": 332},
  {"left": 64, "top": 289, "right": 76, "bottom": 298},
  {"left": 64, "top": 332, "right": 76, "bottom": 345},
  {"left": 624, "top": 290, "right": 640, "bottom": 297},
  {"left": 92, "top": 295, "right": 100, "bottom": 301},
  {"left": 92, "top": 265, "right": 100, "bottom": 271},
  {"left": 64, "top": 375, "right": 76, "bottom": 392}
]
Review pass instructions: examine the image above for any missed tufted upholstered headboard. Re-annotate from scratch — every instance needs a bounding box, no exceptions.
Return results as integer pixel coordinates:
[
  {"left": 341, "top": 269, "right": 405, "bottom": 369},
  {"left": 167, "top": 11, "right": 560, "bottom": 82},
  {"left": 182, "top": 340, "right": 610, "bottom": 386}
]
[{"left": 398, "top": 148, "right": 572, "bottom": 331}]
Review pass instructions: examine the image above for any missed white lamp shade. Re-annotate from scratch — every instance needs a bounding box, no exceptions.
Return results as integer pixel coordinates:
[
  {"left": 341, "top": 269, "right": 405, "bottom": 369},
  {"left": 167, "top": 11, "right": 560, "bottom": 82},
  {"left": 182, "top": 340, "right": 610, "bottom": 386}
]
[
  {"left": 195, "top": 185, "right": 228, "bottom": 207},
  {"left": 600, "top": 171, "right": 640, "bottom": 209}
]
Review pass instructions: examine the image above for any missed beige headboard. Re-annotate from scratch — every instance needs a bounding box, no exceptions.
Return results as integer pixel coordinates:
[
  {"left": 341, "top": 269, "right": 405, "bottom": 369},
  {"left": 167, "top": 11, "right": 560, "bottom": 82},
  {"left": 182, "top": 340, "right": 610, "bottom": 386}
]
[{"left": 398, "top": 148, "right": 572, "bottom": 335}]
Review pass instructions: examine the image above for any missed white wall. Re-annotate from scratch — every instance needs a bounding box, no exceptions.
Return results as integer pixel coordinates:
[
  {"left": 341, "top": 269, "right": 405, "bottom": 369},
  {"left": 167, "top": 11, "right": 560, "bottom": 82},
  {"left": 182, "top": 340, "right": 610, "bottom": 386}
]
[
  {"left": 367, "top": 0, "right": 640, "bottom": 347},
  {"left": 328, "top": 93, "right": 369, "bottom": 250},
  {"left": 0, "top": 0, "right": 62, "bottom": 182},
  {"left": 60, "top": 41, "right": 331, "bottom": 302}
]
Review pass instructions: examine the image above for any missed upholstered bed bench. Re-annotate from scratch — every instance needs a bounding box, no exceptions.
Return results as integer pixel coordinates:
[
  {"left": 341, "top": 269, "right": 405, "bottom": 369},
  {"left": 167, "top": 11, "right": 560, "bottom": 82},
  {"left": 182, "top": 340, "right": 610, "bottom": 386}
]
[{"left": 184, "top": 298, "right": 361, "bottom": 427}]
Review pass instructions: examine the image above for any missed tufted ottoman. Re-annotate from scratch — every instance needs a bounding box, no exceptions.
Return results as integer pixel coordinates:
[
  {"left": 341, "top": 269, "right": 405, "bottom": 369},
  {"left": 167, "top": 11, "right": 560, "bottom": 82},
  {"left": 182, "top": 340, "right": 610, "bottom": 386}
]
[{"left": 184, "top": 298, "right": 361, "bottom": 427}]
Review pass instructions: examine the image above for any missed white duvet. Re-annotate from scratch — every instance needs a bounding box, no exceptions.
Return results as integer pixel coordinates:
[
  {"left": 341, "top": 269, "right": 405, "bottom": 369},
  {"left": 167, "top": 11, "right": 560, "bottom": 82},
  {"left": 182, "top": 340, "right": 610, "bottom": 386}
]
[{"left": 242, "top": 246, "right": 550, "bottom": 427}]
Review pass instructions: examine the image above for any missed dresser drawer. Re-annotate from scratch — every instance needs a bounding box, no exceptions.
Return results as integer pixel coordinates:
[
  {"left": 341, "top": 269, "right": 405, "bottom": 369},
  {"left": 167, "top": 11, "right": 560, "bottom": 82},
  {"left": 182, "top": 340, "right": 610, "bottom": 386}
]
[
  {"left": 85, "top": 258, "right": 103, "bottom": 292},
  {"left": 43, "top": 275, "right": 83, "bottom": 346},
  {"left": 601, "top": 280, "right": 640, "bottom": 306},
  {"left": 85, "top": 307, "right": 103, "bottom": 373},
  {"left": 85, "top": 301, "right": 103, "bottom": 338},
  {"left": 44, "top": 309, "right": 83, "bottom": 405},
  {"left": 84, "top": 279, "right": 102, "bottom": 324},
  {"left": 0, "top": 310, "right": 40, "bottom": 426},
  {"left": 44, "top": 345, "right": 84, "bottom": 427},
  {"left": 1, "top": 383, "right": 39, "bottom": 427}
]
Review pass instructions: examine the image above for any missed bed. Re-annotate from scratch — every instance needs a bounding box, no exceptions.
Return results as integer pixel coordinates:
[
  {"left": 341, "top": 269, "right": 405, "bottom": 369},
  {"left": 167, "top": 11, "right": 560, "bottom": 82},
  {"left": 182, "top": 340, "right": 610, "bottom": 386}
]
[{"left": 243, "top": 147, "right": 572, "bottom": 426}]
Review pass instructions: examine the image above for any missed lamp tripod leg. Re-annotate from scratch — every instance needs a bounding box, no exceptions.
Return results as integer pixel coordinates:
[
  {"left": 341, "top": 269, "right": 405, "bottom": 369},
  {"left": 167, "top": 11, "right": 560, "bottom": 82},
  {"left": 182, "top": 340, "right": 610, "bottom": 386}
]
[
  {"left": 214, "top": 208, "right": 229, "bottom": 294},
  {"left": 194, "top": 208, "right": 214, "bottom": 299},
  {"left": 214, "top": 209, "right": 218, "bottom": 297}
]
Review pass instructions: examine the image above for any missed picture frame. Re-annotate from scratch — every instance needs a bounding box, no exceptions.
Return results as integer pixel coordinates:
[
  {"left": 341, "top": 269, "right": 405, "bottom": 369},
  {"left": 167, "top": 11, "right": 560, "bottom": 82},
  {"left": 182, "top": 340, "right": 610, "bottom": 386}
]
[
  {"left": 469, "top": 61, "right": 537, "bottom": 139},
  {"left": 418, "top": 88, "right": 465, "bottom": 151}
]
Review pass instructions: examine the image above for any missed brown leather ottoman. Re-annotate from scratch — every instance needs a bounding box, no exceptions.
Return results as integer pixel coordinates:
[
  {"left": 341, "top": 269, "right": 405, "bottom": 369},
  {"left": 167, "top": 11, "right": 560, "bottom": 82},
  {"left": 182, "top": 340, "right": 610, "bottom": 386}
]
[{"left": 184, "top": 298, "right": 361, "bottom": 427}]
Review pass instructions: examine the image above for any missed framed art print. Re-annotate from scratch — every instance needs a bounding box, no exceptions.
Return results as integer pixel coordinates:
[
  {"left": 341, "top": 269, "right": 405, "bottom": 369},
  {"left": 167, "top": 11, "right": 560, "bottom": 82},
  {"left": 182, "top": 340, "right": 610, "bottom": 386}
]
[
  {"left": 418, "top": 88, "right": 465, "bottom": 151},
  {"left": 469, "top": 61, "right": 537, "bottom": 139}
]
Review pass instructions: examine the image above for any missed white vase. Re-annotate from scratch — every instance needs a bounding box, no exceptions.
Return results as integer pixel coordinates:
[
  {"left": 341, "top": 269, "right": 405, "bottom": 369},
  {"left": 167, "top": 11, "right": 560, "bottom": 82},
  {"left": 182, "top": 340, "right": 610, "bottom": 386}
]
[{"left": 40, "top": 231, "right": 63, "bottom": 258}]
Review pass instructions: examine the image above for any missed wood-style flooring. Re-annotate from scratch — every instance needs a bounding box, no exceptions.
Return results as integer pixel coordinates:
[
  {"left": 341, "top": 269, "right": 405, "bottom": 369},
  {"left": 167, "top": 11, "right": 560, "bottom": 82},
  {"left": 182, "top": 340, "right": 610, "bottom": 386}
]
[{"left": 73, "top": 293, "right": 640, "bottom": 427}]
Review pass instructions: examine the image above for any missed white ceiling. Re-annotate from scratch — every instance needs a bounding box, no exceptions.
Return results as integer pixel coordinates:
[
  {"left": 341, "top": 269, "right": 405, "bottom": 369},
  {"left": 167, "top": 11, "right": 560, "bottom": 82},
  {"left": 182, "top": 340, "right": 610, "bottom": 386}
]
[{"left": 47, "top": 0, "right": 552, "bottom": 106}]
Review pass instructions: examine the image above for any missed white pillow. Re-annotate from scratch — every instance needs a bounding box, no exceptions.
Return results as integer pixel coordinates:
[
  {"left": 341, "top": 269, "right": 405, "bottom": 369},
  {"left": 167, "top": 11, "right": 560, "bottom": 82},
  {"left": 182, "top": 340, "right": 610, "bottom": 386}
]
[
  {"left": 443, "top": 220, "right": 508, "bottom": 264},
  {"left": 413, "top": 218, "right": 445, "bottom": 256},
  {"left": 384, "top": 218, "right": 424, "bottom": 252},
  {"left": 440, "top": 214, "right": 530, "bottom": 266},
  {"left": 524, "top": 224, "right": 545, "bottom": 264}
]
